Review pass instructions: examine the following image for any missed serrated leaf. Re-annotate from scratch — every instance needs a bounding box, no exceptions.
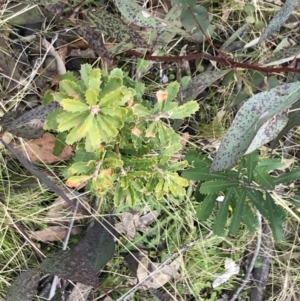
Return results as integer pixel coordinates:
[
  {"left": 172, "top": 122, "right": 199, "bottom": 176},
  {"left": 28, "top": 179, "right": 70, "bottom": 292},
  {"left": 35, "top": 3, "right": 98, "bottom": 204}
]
[
  {"left": 259, "top": 0, "right": 299, "bottom": 44},
  {"left": 182, "top": 168, "right": 229, "bottom": 181},
  {"left": 88, "top": 69, "right": 102, "bottom": 93},
  {"left": 274, "top": 168, "right": 300, "bottom": 185},
  {"left": 196, "top": 193, "right": 217, "bottom": 221},
  {"left": 61, "top": 99, "right": 89, "bottom": 112},
  {"left": 99, "top": 77, "right": 123, "bottom": 99},
  {"left": 166, "top": 81, "right": 180, "bottom": 103},
  {"left": 132, "top": 104, "right": 152, "bottom": 117},
  {"left": 60, "top": 80, "right": 85, "bottom": 102},
  {"left": 211, "top": 81, "right": 300, "bottom": 172},
  {"left": 86, "top": 89, "right": 99, "bottom": 106},
  {"left": 80, "top": 63, "right": 92, "bottom": 87},
  {"left": 242, "top": 201, "right": 257, "bottom": 232},
  {"left": 200, "top": 180, "right": 239, "bottom": 194},
  {"left": 66, "top": 175, "right": 91, "bottom": 188},
  {"left": 247, "top": 189, "right": 268, "bottom": 217},
  {"left": 184, "top": 150, "right": 212, "bottom": 167},
  {"left": 114, "top": 182, "right": 124, "bottom": 206},
  {"left": 254, "top": 166, "right": 275, "bottom": 189},
  {"left": 265, "top": 193, "right": 285, "bottom": 240},
  {"left": 99, "top": 90, "right": 124, "bottom": 107},
  {"left": 214, "top": 188, "right": 234, "bottom": 236},
  {"left": 170, "top": 101, "right": 199, "bottom": 119},
  {"left": 229, "top": 189, "right": 246, "bottom": 235},
  {"left": 97, "top": 115, "right": 118, "bottom": 141},
  {"left": 57, "top": 111, "right": 88, "bottom": 132},
  {"left": 68, "top": 161, "right": 95, "bottom": 175},
  {"left": 245, "top": 150, "right": 259, "bottom": 183},
  {"left": 86, "top": 126, "right": 101, "bottom": 151},
  {"left": 77, "top": 113, "right": 94, "bottom": 139},
  {"left": 5, "top": 268, "right": 40, "bottom": 301}
]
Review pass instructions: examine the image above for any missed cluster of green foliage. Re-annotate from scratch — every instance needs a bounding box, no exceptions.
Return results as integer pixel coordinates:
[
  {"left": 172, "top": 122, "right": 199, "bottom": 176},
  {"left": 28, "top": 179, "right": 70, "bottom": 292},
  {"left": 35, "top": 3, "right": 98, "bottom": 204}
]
[
  {"left": 45, "top": 64, "right": 199, "bottom": 206},
  {"left": 182, "top": 150, "right": 300, "bottom": 240}
]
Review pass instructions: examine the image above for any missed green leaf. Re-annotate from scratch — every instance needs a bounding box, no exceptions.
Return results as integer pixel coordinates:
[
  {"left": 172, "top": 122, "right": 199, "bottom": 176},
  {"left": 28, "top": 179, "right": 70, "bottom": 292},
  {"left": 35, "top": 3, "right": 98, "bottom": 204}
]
[
  {"left": 60, "top": 80, "right": 85, "bottom": 102},
  {"left": 99, "top": 89, "right": 124, "bottom": 107},
  {"left": 170, "top": 101, "right": 199, "bottom": 119},
  {"left": 254, "top": 166, "right": 275, "bottom": 189},
  {"left": 213, "top": 188, "right": 234, "bottom": 236},
  {"left": 182, "top": 168, "right": 229, "bottom": 181},
  {"left": 114, "top": 182, "right": 124, "bottom": 206},
  {"left": 200, "top": 180, "right": 239, "bottom": 194},
  {"left": 5, "top": 268, "right": 40, "bottom": 301},
  {"left": 52, "top": 132, "right": 68, "bottom": 156},
  {"left": 80, "top": 63, "right": 92, "bottom": 87},
  {"left": 86, "top": 125, "right": 101, "bottom": 151},
  {"left": 66, "top": 175, "right": 91, "bottom": 188},
  {"left": 68, "top": 161, "right": 95, "bottom": 175},
  {"left": 243, "top": 201, "right": 257, "bottom": 232},
  {"left": 246, "top": 189, "right": 268, "bottom": 217},
  {"left": 245, "top": 150, "right": 259, "bottom": 183},
  {"left": 86, "top": 89, "right": 99, "bottom": 106},
  {"left": 97, "top": 115, "right": 118, "bottom": 141},
  {"left": 166, "top": 81, "right": 180, "bottom": 103},
  {"left": 196, "top": 193, "right": 217, "bottom": 221},
  {"left": 99, "top": 76, "right": 122, "bottom": 98},
  {"left": 88, "top": 68, "right": 102, "bottom": 93},
  {"left": 77, "top": 114, "right": 94, "bottom": 139},
  {"left": 264, "top": 193, "right": 285, "bottom": 240},
  {"left": 257, "top": 158, "right": 282, "bottom": 171},
  {"left": 274, "top": 168, "right": 300, "bottom": 185},
  {"left": 132, "top": 104, "right": 152, "bottom": 117},
  {"left": 58, "top": 111, "right": 88, "bottom": 132},
  {"left": 211, "top": 81, "right": 300, "bottom": 172},
  {"left": 60, "top": 99, "right": 89, "bottom": 112},
  {"left": 184, "top": 150, "right": 212, "bottom": 167},
  {"left": 229, "top": 188, "right": 246, "bottom": 235}
]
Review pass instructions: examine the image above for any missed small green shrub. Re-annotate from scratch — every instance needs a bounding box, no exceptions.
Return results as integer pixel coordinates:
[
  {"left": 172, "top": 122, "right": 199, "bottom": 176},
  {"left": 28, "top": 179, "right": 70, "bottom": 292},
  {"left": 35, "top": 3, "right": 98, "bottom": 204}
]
[{"left": 45, "top": 64, "right": 199, "bottom": 206}]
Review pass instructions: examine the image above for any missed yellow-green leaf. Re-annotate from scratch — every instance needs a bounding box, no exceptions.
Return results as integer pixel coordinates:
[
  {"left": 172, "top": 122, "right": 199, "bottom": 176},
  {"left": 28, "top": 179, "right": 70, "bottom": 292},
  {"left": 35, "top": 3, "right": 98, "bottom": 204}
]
[
  {"left": 61, "top": 99, "right": 89, "bottom": 112},
  {"left": 85, "top": 89, "right": 98, "bottom": 106}
]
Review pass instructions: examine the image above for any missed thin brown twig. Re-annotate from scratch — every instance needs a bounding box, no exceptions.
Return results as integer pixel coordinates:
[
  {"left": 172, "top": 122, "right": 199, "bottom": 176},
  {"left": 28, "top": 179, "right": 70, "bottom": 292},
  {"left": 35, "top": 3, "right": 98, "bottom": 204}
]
[{"left": 127, "top": 50, "right": 300, "bottom": 74}]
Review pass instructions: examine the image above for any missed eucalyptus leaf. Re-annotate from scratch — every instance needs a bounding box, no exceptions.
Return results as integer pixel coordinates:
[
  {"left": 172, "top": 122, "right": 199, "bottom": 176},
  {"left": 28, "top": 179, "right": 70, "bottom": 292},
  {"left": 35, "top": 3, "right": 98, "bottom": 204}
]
[
  {"left": 211, "top": 81, "right": 300, "bottom": 172},
  {"left": 40, "top": 218, "right": 116, "bottom": 286},
  {"left": 5, "top": 268, "right": 40, "bottom": 301},
  {"left": 259, "top": 0, "right": 300, "bottom": 43}
]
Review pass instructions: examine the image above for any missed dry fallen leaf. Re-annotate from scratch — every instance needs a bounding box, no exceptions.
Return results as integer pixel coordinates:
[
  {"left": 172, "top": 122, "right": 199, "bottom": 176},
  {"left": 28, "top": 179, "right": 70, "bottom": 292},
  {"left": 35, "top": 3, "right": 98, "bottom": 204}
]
[
  {"left": 30, "top": 225, "right": 81, "bottom": 242},
  {"left": 115, "top": 211, "right": 159, "bottom": 240},
  {"left": 136, "top": 253, "right": 182, "bottom": 289},
  {"left": 12, "top": 132, "right": 73, "bottom": 163},
  {"left": 46, "top": 193, "right": 90, "bottom": 223}
]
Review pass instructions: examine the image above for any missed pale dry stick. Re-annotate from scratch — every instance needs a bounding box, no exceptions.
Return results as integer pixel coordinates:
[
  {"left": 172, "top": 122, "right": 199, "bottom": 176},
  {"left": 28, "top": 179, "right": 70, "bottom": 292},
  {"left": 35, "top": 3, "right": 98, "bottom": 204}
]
[
  {"left": 19, "top": 34, "right": 58, "bottom": 93},
  {"left": 117, "top": 231, "right": 213, "bottom": 301},
  {"left": 0, "top": 3, "right": 37, "bottom": 26},
  {"left": 229, "top": 209, "right": 262, "bottom": 301}
]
